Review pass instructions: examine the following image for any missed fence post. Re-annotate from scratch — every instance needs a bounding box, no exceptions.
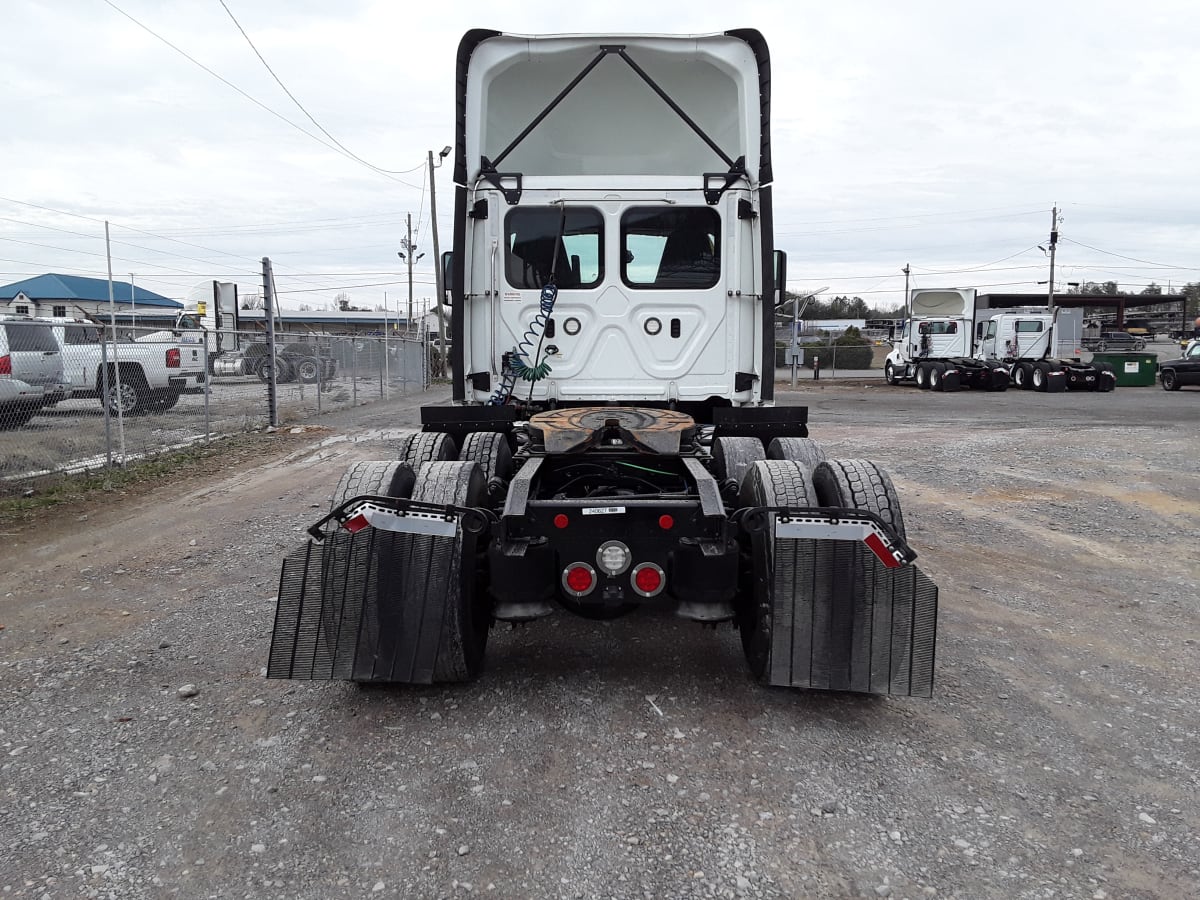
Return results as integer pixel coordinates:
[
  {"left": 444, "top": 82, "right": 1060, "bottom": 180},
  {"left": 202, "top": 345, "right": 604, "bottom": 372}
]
[
  {"left": 202, "top": 325, "right": 211, "bottom": 443},
  {"left": 99, "top": 327, "right": 113, "bottom": 467},
  {"left": 351, "top": 338, "right": 357, "bottom": 406}
]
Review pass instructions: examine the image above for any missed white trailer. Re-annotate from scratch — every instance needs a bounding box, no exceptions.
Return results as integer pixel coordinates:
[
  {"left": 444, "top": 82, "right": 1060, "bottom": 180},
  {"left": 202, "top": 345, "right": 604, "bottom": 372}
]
[{"left": 883, "top": 288, "right": 1010, "bottom": 391}]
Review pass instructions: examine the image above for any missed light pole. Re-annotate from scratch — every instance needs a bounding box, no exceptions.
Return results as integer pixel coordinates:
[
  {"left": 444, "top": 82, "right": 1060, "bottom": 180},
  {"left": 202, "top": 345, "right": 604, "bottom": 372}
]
[
  {"left": 129, "top": 273, "right": 136, "bottom": 333},
  {"left": 429, "top": 145, "right": 451, "bottom": 375}
]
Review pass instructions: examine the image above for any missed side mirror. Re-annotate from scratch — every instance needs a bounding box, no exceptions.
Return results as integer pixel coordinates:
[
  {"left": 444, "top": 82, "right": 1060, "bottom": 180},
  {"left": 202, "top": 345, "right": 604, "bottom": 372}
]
[
  {"left": 441, "top": 251, "right": 454, "bottom": 305},
  {"left": 773, "top": 250, "right": 787, "bottom": 306}
]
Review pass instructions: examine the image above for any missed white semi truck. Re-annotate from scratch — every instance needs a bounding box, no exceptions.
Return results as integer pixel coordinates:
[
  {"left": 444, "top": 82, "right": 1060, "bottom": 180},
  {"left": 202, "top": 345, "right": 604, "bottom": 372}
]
[
  {"left": 883, "top": 288, "right": 1010, "bottom": 391},
  {"left": 267, "top": 30, "right": 938, "bottom": 697},
  {"left": 976, "top": 307, "right": 1115, "bottom": 392}
]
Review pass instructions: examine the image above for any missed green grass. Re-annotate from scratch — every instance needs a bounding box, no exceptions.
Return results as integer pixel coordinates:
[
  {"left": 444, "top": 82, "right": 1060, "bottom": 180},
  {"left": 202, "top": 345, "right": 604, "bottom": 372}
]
[{"left": 0, "top": 439, "right": 235, "bottom": 523}]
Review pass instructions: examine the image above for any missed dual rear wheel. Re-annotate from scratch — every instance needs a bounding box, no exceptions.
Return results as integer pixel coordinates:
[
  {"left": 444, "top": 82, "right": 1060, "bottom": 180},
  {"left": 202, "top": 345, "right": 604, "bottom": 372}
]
[
  {"left": 736, "top": 456, "right": 905, "bottom": 683},
  {"left": 327, "top": 456, "right": 489, "bottom": 683}
]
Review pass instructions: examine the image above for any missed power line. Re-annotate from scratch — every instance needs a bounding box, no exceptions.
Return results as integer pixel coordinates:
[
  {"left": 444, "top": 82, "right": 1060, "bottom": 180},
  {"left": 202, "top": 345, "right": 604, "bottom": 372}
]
[
  {"left": 216, "top": 0, "right": 425, "bottom": 178},
  {"left": 912, "top": 246, "right": 1043, "bottom": 274},
  {"left": 99, "top": 0, "right": 423, "bottom": 189},
  {"left": 1060, "top": 237, "right": 1196, "bottom": 271},
  {"left": 0, "top": 195, "right": 368, "bottom": 292},
  {"left": 774, "top": 204, "right": 1047, "bottom": 227},
  {"left": 275, "top": 278, "right": 435, "bottom": 295},
  {"left": 776, "top": 208, "right": 1046, "bottom": 237}
]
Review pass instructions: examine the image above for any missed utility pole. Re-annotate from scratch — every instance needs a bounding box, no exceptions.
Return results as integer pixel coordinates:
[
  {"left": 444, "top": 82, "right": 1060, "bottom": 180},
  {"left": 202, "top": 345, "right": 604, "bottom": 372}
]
[
  {"left": 404, "top": 213, "right": 414, "bottom": 334},
  {"left": 1046, "top": 205, "right": 1058, "bottom": 312},
  {"left": 398, "top": 214, "right": 424, "bottom": 337},
  {"left": 902, "top": 263, "right": 911, "bottom": 319}
]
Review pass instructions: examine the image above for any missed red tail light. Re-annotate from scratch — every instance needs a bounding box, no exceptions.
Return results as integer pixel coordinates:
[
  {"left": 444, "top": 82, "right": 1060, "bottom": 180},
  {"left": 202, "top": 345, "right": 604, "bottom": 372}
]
[
  {"left": 166, "top": 348, "right": 181, "bottom": 368},
  {"left": 562, "top": 563, "right": 596, "bottom": 597},
  {"left": 631, "top": 563, "right": 665, "bottom": 598},
  {"left": 0, "top": 355, "right": 10, "bottom": 376}
]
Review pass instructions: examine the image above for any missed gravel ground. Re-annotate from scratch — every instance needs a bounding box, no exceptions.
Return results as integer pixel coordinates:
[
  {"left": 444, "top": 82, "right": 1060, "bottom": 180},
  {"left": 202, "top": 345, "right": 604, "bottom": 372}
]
[{"left": 1, "top": 381, "right": 1198, "bottom": 899}]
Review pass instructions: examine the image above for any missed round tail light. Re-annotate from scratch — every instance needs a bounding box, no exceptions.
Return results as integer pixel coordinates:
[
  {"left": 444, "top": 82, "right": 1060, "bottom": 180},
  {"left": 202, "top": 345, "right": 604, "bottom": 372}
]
[
  {"left": 562, "top": 563, "right": 597, "bottom": 598},
  {"left": 631, "top": 562, "right": 665, "bottom": 598}
]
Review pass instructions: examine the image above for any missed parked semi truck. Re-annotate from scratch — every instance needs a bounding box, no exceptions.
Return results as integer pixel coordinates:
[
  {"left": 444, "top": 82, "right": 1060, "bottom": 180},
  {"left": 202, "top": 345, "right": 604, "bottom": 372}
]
[
  {"left": 267, "top": 30, "right": 938, "bottom": 696},
  {"left": 976, "top": 307, "right": 1115, "bottom": 392},
  {"left": 883, "top": 288, "right": 1010, "bottom": 390}
]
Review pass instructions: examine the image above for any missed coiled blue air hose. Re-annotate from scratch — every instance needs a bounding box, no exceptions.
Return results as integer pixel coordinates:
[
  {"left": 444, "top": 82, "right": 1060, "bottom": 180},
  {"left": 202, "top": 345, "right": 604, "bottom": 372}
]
[{"left": 488, "top": 282, "right": 558, "bottom": 405}]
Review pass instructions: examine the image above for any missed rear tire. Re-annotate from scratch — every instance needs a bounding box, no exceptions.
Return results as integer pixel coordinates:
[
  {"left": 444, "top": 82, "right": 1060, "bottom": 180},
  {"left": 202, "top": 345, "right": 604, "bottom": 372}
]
[
  {"left": 296, "top": 357, "right": 321, "bottom": 384},
  {"left": 458, "top": 431, "right": 513, "bottom": 483},
  {"left": 713, "top": 436, "right": 765, "bottom": 491},
  {"left": 406, "top": 461, "right": 490, "bottom": 682},
  {"left": 103, "top": 370, "right": 150, "bottom": 415},
  {"left": 929, "top": 362, "right": 946, "bottom": 392},
  {"left": 1032, "top": 362, "right": 1048, "bottom": 391},
  {"left": 1014, "top": 363, "right": 1033, "bottom": 390},
  {"left": 766, "top": 437, "right": 827, "bottom": 475},
  {"left": 737, "top": 460, "right": 817, "bottom": 681},
  {"left": 811, "top": 458, "right": 906, "bottom": 541},
  {"left": 1161, "top": 369, "right": 1180, "bottom": 391},
  {"left": 258, "top": 358, "right": 293, "bottom": 384},
  {"left": 914, "top": 363, "right": 930, "bottom": 389},
  {"left": 322, "top": 461, "right": 417, "bottom": 676},
  {"left": 330, "top": 460, "right": 417, "bottom": 511},
  {"left": 395, "top": 431, "right": 458, "bottom": 472}
]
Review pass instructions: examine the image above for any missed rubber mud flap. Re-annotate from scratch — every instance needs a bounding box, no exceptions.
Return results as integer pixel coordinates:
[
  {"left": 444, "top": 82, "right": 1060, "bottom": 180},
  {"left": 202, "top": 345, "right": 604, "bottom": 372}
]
[
  {"left": 738, "top": 458, "right": 939, "bottom": 696},
  {"left": 1045, "top": 370, "right": 1067, "bottom": 393},
  {"left": 763, "top": 536, "right": 939, "bottom": 696},
  {"left": 266, "top": 514, "right": 470, "bottom": 682}
]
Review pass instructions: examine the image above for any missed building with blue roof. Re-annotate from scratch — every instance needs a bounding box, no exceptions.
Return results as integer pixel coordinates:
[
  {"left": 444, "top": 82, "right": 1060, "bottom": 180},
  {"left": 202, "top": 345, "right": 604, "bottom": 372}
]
[{"left": 0, "top": 273, "right": 182, "bottom": 321}]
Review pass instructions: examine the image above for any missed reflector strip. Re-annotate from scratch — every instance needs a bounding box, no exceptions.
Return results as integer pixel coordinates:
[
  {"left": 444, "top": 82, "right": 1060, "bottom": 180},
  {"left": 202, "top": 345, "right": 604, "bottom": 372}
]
[
  {"left": 339, "top": 502, "right": 457, "bottom": 538},
  {"left": 863, "top": 532, "right": 903, "bottom": 569},
  {"left": 774, "top": 514, "right": 910, "bottom": 567}
]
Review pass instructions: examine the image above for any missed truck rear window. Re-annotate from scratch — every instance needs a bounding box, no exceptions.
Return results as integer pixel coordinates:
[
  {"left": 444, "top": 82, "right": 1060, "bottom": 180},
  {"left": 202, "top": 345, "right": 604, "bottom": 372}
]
[
  {"left": 621, "top": 207, "right": 720, "bottom": 289},
  {"left": 505, "top": 207, "right": 603, "bottom": 290},
  {"left": 918, "top": 321, "right": 957, "bottom": 334},
  {"left": 4, "top": 323, "right": 59, "bottom": 352}
]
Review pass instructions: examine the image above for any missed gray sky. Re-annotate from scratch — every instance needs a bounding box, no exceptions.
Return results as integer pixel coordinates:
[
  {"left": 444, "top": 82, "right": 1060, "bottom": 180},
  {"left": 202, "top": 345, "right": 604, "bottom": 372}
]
[{"left": 3, "top": 0, "right": 1198, "bottom": 314}]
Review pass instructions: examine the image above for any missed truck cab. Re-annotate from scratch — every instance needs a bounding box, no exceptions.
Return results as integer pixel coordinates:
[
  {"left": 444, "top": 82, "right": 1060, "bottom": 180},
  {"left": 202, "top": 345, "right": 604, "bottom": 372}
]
[{"left": 451, "top": 31, "right": 777, "bottom": 417}]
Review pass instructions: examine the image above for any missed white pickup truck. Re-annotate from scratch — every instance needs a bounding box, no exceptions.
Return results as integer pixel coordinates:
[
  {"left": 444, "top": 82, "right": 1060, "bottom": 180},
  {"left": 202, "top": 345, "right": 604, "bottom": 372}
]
[{"left": 52, "top": 321, "right": 206, "bottom": 414}]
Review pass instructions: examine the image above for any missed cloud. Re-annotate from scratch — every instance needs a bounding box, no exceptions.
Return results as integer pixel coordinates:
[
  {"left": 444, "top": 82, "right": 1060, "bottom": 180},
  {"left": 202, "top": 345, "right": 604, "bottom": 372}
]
[{"left": 1, "top": 0, "right": 1197, "bottom": 310}]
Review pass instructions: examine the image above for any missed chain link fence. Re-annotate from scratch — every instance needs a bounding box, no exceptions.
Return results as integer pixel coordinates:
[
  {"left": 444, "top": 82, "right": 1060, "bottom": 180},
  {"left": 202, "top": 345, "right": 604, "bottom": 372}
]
[{"left": 0, "top": 320, "right": 429, "bottom": 490}]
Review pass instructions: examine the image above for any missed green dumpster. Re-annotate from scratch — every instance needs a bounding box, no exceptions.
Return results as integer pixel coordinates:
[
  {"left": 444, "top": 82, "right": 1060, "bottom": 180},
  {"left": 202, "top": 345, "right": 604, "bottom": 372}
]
[{"left": 1090, "top": 352, "right": 1159, "bottom": 387}]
